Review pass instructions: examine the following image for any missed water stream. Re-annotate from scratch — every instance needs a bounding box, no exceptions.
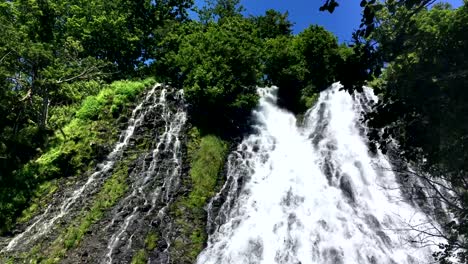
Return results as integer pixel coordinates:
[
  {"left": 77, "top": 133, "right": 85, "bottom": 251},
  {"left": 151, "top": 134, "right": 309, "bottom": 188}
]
[
  {"left": 1, "top": 84, "right": 162, "bottom": 253},
  {"left": 198, "top": 84, "right": 438, "bottom": 264},
  {"left": 104, "top": 88, "right": 186, "bottom": 263}
]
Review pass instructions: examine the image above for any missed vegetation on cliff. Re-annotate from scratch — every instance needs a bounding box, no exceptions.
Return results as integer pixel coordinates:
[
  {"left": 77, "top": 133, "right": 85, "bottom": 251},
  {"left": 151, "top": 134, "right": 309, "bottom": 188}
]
[
  {"left": 0, "top": 79, "right": 155, "bottom": 234},
  {"left": 0, "top": 0, "right": 467, "bottom": 262},
  {"left": 169, "top": 128, "right": 228, "bottom": 262}
]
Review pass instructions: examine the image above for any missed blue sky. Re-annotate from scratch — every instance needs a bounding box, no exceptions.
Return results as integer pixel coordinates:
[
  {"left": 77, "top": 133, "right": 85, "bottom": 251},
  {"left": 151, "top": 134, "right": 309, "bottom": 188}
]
[{"left": 193, "top": 0, "right": 464, "bottom": 43}]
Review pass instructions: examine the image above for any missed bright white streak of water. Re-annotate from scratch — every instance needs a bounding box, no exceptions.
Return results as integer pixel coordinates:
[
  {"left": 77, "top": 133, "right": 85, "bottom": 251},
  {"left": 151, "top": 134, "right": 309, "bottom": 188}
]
[
  {"left": 2, "top": 84, "right": 161, "bottom": 253},
  {"left": 197, "top": 84, "right": 438, "bottom": 264},
  {"left": 105, "top": 88, "right": 187, "bottom": 263}
]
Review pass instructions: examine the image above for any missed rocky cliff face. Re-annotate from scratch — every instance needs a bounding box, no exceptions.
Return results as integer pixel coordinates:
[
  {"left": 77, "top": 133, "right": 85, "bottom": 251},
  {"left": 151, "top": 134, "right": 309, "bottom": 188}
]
[
  {"left": 2, "top": 83, "right": 441, "bottom": 264},
  {"left": 62, "top": 85, "right": 190, "bottom": 263},
  {"left": 0, "top": 84, "right": 213, "bottom": 263}
]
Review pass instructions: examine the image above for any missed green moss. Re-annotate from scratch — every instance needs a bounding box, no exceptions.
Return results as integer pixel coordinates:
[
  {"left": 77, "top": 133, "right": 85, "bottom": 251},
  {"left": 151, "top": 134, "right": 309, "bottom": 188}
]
[
  {"left": 170, "top": 133, "right": 228, "bottom": 262},
  {"left": 39, "top": 162, "right": 129, "bottom": 263},
  {"left": 188, "top": 226, "right": 207, "bottom": 259},
  {"left": 76, "top": 79, "right": 155, "bottom": 121},
  {"left": 3, "top": 79, "right": 155, "bottom": 237},
  {"left": 131, "top": 249, "right": 148, "bottom": 264},
  {"left": 187, "top": 127, "right": 202, "bottom": 161},
  {"left": 2, "top": 257, "right": 14, "bottom": 264},
  {"left": 17, "top": 180, "right": 58, "bottom": 224},
  {"left": 145, "top": 231, "right": 159, "bottom": 251},
  {"left": 129, "top": 230, "right": 159, "bottom": 264},
  {"left": 186, "top": 135, "right": 227, "bottom": 209}
]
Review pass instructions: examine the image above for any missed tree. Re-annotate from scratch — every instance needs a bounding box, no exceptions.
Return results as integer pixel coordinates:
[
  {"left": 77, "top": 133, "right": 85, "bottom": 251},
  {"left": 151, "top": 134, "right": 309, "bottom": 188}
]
[
  {"left": 174, "top": 17, "right": 262, "bottom": 136},
  {"left": 321, "top": 0, "right": 438, "bottom": 93},
  {"left": 198, "top": 0, "right": 244, "bottom": 23},
  {"left": 0, "top": 0, "right": 194, "bottom": 233},
  {"left": 264, "top": 25, "right": 345, "bottom": 113},
  {"left": 362, "top": 4, "right": 468, "bottom": 262},
  {"left": 250, "top": 9, "right": 293, "bottom": 39}
]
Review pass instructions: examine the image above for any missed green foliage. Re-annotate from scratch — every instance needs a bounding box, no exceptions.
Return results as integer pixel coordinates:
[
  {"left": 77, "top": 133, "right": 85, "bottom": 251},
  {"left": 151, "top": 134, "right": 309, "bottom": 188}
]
[
  {"left": 153, "top": 6, "right": 344, "bottom": 131},
  {"left": 0, "top": 0, "right": 191, "bottom": 235},
  {"left": 145, "top": 232, "right": 159, "bottom": 251},
  {"left": 296, "top": 25, "right": 341, "bottom": 90},
  {"left": 0, "top": 79, "right": 152, "bottom": 235},
  {"left": 197, "top": 0, "right": 244, "bottom": 23},
  {"left": 40, "top": 161, "right": 129, "bottom": 263},
  {"left": 323, "top": 0, "right": 468, "bottom": 261},
  {"left": 76, "top": 97, "right": 102, "bottom": 120},
  {"left": 170, "top": 133, "right": 228, "bottom": 263},
  {"left": 250, "top": 9, "right": 293, "bottom": 39},
  {"left": 17, "top": 180, "right": 58, "bottom": 224},
  {"left": 174, "top": 17, "right": 262, "bottom": 135},
  {"left": 356, "top": 3, "right": 468, "bottom": 263},
  {"left": 264, "top": 25, "right": 344, "bottom": 113},
  {"left": 76, "top": 80, "right": 150, "bottom": 120},
  {"left": 301, "top": 89, "right": 320, "bottom": 110},
  {"left": 131, "top": 250, "right": 148, "bottom": 264}
]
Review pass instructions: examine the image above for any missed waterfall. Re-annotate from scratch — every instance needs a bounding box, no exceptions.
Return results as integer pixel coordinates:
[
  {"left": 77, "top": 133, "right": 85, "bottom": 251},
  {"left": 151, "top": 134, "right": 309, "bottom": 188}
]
[
  {"left": 0, "top": 84, "right": 186, "bottom": 256},
  {"left": 104, "top": 88, "right": 187, "bottom": 263},
  {"left": 197, "top": 83, "right": 439, "bottom": 264}
]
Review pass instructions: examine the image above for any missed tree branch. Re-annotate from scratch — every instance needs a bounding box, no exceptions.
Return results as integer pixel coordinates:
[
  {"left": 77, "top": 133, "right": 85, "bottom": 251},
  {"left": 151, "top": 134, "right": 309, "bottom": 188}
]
[
  {"left": 0, "top": 51, "right": 12, "bottom": 64},
  {"left": 56, "top": 65, "right": 103, "bottom": 84}
]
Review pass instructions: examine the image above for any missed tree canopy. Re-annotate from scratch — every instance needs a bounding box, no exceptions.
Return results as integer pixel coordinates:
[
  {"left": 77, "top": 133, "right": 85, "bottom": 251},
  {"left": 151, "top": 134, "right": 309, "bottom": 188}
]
[{"left": 1, "top": 0, "right": 467, "bottom": 262}]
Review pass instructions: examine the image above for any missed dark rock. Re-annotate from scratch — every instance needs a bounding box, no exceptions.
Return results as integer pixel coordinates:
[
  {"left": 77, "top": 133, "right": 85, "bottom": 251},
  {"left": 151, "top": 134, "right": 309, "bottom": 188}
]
[
  {"left": 364, "top": 214, "right": 381, "bottom": 230},
  {"left": 322, "top": 247, "right": 344, "bottom": 264},
  {"left": 339, "top": 173, "right": 356, "bottom": 203}
]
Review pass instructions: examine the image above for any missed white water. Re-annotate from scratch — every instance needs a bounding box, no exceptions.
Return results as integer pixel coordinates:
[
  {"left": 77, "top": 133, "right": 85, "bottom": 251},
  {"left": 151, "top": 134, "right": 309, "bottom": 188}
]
[
  {"left": 105, "top": 88, "right": 187, "bottom": 263},
  {"left": 2, "top": 84, "right": 161, "bottom": 253},
  {"left": 198, "top": 84, "right": 439, "bottom": 264}
]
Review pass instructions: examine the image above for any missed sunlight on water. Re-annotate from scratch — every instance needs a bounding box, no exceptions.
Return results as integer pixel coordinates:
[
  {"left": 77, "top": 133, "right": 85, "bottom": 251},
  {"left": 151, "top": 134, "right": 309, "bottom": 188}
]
[{"left": 198, "top": 83, "right": 438, "bottom": 264}]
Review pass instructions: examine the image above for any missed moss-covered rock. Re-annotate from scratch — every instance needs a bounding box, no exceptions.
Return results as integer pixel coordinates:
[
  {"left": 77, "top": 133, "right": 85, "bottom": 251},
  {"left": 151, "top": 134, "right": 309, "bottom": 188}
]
[{"left": 168, "top": 130, "right": 228, "bottom": 263}]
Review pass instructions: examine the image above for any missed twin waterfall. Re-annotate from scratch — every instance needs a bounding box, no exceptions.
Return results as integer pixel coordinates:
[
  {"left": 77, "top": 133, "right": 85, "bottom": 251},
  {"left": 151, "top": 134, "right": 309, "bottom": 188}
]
[
  {"left": 198, "top": 84, "right": 436, "bottom": 264},
  {"left": 1, "top": 83, "right": 438, "bottom": 263}
]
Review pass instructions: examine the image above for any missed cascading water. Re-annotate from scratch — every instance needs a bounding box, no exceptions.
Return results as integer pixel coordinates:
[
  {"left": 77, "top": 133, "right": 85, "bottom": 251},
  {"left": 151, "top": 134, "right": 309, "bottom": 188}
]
[
  {"left": 1, "top": 84, "right": 161, "bottom": 253},
  {"left": 103, "top": 88, "right": 186, "bottom": 263},
  {"left": 198, "top": 83, "right": 439, "bottom": 264}
]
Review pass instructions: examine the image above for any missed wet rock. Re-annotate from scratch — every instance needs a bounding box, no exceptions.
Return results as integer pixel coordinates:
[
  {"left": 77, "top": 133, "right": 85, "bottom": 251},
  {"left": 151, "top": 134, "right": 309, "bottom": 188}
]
[
  {"left": 339, "top": 173, "right": 356, "bottom": 203},
  {"left": 367, "top": 255, "right": 377, "bottom": 264},
  {"left": 252, "top": 144, "right": 260, "bottom": 152},
  {"left": 322, "top": 157, "right": 335, "bottom": 185},
  {"left": 376, "top": 230, "right": 392, "bottom": 246},
  {"left": 322, "top": 247, "right": 344, "bottom": 264},
  {"left": 247, "top": 238, "right": 264, "bottom": 260},
  {"left": 317, "top": 219, "right": 329, "bottom": 231},
  {"left": 365, "top": 214, "right": 381, "bottom": 230}
]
